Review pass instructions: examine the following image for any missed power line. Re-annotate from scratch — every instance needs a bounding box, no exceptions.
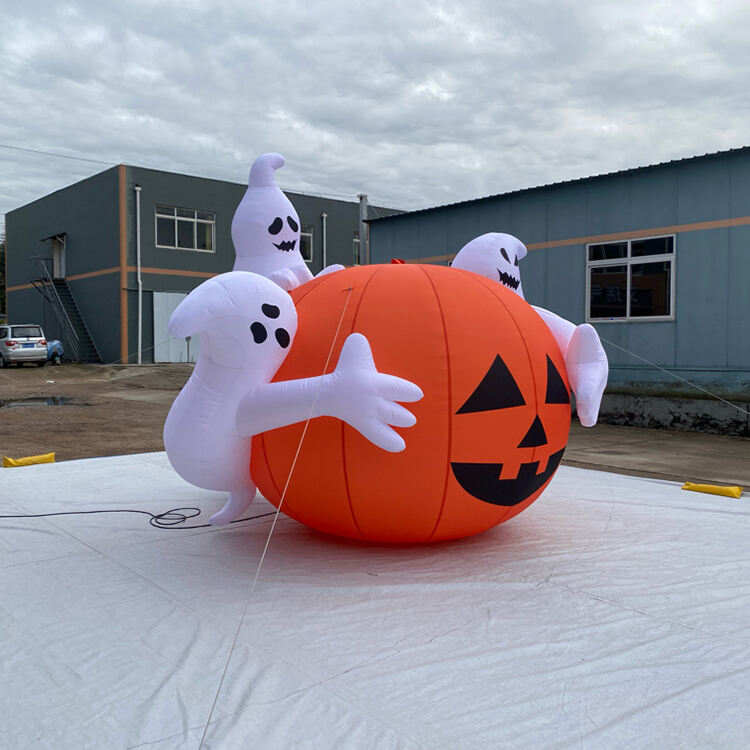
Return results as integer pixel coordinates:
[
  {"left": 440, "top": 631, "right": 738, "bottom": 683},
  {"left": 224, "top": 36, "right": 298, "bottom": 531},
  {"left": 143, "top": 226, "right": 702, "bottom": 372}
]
[
  {"left": 0, "top": 142, "right": 115, "bottom": 166},
  {"left": 0, "top": 142, "right": 402, "bottom": 210}
]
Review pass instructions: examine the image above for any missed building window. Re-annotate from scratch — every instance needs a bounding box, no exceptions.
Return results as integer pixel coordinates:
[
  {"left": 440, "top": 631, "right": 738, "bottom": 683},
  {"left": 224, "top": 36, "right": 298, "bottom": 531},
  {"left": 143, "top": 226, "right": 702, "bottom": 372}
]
[
  {"left": 587, "top": 235, "right": 675, "bottom": 321},
  {"left": 353, "top": 232, "right": 360, "bottom": 265},
  {"left": 155, "top": 205, "right": 215, "bottom": 252},
  {"left": 300, "top": 224, "right": 313, "bottom": 263}
]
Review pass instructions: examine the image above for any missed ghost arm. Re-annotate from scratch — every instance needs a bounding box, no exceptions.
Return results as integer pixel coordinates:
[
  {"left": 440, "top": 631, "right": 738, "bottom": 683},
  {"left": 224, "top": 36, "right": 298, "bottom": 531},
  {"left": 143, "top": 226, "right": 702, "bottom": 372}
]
[
  {"left": 236, "top": 332, "right": 423, "bottom": 452},
  {"left": 531, "top": 305, "right": 576, "bottom": 355},
  {"left": 531, "top": 305, "right": 608, "bottom": 427}
]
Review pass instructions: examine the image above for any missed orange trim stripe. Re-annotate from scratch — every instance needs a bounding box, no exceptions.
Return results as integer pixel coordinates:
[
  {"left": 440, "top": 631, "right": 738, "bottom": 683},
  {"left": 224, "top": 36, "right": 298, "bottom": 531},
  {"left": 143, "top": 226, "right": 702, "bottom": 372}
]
[
  {"left": 403, "top": 213, "right": 750, "bottom": 264},
  {"left": 526, "top": 215, "right": 750, "bottom": 251},
  {"left": 129, "top": 266, "right": 217, "bottom": 279},
  {"left": 118, "top": 165, "right": 128, "bottom": 363},
  {"left": 68, "top": 266, "right": 121, "bottom": 281},
  {"left": 8, "top": 266, "right": 217, "bottom": 292}
]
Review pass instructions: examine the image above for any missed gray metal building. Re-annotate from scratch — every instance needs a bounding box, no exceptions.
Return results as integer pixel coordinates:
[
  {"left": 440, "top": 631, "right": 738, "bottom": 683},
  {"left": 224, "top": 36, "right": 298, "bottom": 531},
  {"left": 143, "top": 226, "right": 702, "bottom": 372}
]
[
  {"left": 6, "top": 165, "right": 394, "bottom": 364},
  {"left": 368, "top": 147, "right": 750, "bottom": 422}
]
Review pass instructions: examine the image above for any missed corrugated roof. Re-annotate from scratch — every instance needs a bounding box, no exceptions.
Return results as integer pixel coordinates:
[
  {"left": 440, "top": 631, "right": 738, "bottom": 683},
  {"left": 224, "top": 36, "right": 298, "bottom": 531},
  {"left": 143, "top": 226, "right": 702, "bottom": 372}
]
[{"left": 367, "top": 145, "right": 750, "bottom": 223}]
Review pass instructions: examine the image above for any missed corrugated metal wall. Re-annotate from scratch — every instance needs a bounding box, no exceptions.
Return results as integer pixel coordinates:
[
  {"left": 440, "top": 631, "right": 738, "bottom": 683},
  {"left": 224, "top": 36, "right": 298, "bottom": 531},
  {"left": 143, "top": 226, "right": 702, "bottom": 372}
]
[{"left": 369, "top": 150, "right": 750, "bottom": 394}]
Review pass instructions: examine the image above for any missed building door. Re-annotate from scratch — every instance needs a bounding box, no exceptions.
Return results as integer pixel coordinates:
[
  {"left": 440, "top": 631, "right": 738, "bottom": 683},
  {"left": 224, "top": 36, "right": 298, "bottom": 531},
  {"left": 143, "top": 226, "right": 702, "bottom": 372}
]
[
  {"left": 153, "top": 292, "right": 200, "bottom": 363},
  {"left": 52, "top": 236, "right": 66, "bottom": 279}
]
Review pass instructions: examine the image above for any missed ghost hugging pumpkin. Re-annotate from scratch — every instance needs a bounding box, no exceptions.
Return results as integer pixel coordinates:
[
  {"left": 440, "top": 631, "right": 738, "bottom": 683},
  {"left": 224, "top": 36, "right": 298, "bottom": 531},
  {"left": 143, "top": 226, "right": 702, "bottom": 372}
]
[{"left": 251, "top": 263, "right": 571, "bottom": 543}]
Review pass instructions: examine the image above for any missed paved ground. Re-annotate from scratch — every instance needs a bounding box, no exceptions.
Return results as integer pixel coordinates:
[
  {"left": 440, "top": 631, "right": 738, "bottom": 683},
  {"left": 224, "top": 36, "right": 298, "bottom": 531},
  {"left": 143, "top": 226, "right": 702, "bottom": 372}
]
[
  {"left": 1, "top": 363, "right": 748, "bottom": 488},
  {"left": 566, "top": 421, "right": 750, "bottom": 487}
]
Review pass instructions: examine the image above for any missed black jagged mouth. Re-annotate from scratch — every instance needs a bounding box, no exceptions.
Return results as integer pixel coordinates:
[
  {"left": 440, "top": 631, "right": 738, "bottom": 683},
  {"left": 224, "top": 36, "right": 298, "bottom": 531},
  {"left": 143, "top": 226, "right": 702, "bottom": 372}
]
[
  {"left": 497, "top": 269, "right": 520, "bottom": 290},
  {"left": 274, "top": 240, "right": 297, "bottom": 252},
  {"left": 451, "top": 447, "right": 565, "bottom": 506}
]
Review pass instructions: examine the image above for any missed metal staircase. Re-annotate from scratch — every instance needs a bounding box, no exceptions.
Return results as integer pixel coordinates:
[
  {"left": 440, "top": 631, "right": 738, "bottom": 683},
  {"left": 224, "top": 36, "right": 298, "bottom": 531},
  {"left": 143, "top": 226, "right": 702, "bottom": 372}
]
[{"left": 31, "top": 260, "right": 102, "bottom": 363}]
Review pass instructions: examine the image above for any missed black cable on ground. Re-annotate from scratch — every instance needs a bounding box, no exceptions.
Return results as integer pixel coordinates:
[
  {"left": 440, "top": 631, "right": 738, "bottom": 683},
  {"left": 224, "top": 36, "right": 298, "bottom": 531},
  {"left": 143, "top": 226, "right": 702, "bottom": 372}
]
[{"left": 0, "top": 507, "right": 278, "bottom": 529}]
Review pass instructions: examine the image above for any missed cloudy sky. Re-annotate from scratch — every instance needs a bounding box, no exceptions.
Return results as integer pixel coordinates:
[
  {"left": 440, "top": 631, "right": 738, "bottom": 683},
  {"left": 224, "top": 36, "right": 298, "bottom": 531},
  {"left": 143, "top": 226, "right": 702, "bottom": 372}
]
[{"left": 1, "top": 0, "right": 749, "bottom": 229}]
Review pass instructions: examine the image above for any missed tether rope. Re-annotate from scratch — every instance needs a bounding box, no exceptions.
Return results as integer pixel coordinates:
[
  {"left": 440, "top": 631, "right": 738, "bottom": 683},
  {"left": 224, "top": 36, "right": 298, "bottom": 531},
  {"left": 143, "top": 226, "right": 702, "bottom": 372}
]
[
  {"left": 599, "top": 337, "right": 750, "bottom": 417},
  {"left": 196, "top": 286, "right": 354, "bottom": 749}
]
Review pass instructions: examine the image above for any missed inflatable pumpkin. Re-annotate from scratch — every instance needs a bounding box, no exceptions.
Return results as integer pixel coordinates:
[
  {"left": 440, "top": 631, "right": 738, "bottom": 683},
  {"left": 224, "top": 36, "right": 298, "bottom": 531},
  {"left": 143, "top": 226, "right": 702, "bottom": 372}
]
[{"left": 251, "top": 264, "right": 570, "bottom": 542}]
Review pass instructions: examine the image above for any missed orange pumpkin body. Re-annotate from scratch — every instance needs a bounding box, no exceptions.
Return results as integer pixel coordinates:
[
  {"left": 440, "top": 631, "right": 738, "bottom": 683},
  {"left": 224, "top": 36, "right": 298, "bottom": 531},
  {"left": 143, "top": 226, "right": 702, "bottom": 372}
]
[{"left": 251, "top": 264, "right": 571, "bottom": 542}]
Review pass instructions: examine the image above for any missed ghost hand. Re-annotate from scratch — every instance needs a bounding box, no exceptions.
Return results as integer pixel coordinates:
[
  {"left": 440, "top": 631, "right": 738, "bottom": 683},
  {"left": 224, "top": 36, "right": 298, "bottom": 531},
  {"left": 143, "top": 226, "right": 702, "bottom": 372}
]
[
  {"left": 269, "top": 263, "right": 314, "bottom": 291},
  {"left": 565, "top": 324, "right": 608, "bottom": 427},
  {"left": 236, "top": 333, "right": 423, "bottom": 452},
  {"left": 317, "top": 333, "right": 423, "bottom": 452},
  {"left": 315, "top": 264, "right": 345, "bottom": 278}
]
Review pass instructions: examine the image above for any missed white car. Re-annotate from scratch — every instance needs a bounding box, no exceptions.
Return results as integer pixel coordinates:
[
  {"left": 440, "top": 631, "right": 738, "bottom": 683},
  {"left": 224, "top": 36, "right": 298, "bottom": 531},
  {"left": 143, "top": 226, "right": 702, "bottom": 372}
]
[{"left": 0, "top": 324, "right": 48, "bottom": 367}]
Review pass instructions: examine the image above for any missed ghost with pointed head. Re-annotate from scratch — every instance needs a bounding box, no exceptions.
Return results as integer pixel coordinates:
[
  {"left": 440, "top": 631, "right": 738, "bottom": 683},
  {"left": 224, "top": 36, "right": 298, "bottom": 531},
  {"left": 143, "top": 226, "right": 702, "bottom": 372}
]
[
  {"left": 452, "top": 232, "right": 608, "bottom": 427},
  {"left": 232, "top": 153, "right": 344, "bottom": 289},
  {"left": 231, "top": 153, "right": 315, "bottom": 291}
]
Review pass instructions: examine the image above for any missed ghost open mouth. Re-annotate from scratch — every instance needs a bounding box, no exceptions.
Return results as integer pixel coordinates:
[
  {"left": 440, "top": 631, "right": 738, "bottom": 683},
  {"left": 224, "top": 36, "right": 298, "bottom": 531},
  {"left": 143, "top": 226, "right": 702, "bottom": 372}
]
[
  {"left": 497, "top": 269, "right": 520, "bottom": 290},
  {"left": 451, "top": 448, "right": 565, "bottom": 506},
  {"left": 274, "top": 240, "right": 297, "bottom": 252}
]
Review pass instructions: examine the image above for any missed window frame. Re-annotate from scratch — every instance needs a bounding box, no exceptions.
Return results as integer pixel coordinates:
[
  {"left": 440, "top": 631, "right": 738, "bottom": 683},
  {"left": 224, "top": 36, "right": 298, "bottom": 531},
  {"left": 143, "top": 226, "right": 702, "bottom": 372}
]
[
  {"left": 300, "top": 224, "right": 313, "bottom": 263},
  {"left": 155, "top": 205, "right": 216, "bottom": 253},
  {"left": 585, "top": 234, "right": 676, "bottom": 323}
]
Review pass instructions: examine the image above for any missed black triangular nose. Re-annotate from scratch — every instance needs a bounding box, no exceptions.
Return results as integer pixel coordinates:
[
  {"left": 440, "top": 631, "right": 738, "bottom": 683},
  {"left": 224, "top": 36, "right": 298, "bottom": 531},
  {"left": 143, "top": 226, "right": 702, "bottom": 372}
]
[{"left": 518, "top": 416, "right": 547, "bottom": 447}]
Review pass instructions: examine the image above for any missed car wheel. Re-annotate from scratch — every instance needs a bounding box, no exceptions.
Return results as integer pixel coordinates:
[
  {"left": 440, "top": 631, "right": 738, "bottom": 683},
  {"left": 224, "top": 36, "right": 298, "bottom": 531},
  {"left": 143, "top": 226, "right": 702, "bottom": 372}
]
[{"left": 0, "top": 356, "right": 5, "bottom": 368}]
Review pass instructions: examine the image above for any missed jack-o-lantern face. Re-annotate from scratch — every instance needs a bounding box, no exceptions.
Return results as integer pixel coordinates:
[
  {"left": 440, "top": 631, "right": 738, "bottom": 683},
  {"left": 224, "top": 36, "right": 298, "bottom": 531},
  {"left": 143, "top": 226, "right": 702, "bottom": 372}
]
[
  {"left": 451, "top": 353, "right": 570, "bottom": 506},
  {"left": 252, "top": 263, "right": 570, "bottom": 543}
]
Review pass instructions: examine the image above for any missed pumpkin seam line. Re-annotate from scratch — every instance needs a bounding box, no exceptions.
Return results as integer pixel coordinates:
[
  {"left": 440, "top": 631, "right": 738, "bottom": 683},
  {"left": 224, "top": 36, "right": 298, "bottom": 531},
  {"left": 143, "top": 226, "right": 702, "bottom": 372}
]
[
  {"left": 420, "top": 265, "right": 454, "bottom": 543},
  {"left": 342, "top": 266, "right": 386, "bottom": 540}
]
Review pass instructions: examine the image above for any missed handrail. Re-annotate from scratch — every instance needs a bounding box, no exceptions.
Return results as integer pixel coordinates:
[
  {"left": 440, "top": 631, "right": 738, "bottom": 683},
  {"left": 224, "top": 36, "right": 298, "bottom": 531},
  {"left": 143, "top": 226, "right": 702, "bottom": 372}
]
[{"left": 37, "top": 259, "right": 80, "bottom": 359}]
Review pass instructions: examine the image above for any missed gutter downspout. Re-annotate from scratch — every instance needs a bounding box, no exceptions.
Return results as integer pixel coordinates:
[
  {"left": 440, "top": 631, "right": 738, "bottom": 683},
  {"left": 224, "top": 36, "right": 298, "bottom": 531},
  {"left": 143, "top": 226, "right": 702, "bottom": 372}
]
[
  {"left": 134, "top": 184, "right": 142, "bottom": 364},
  {"left": 321, "top": 212, "right": 327, "bottom": 270},
  {"left": 357, "top": 193, "right": 368, "bottom": 265}
]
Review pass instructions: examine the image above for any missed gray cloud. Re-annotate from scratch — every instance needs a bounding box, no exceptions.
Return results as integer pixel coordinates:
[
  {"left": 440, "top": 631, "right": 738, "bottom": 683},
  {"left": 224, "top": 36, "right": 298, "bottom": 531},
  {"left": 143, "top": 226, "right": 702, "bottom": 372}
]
[{"left": 2, "top": 0, "right": 749, "bottom": 228}]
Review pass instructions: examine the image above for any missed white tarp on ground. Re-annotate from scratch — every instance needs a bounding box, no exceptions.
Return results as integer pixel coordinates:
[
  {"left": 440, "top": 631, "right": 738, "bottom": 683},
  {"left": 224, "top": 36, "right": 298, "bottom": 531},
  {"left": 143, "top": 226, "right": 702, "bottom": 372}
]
[{"left": 1, "top": 453, "right": 748, "bottom": 750}]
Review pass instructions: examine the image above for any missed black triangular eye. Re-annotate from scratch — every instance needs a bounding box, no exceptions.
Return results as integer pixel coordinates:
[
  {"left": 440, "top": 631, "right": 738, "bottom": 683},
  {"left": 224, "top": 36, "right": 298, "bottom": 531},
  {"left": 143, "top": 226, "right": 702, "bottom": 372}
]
[
  {"left": 500, "top": 247, "right": 510, "bottom": 263},
  {"left": 268, "top": 217, "right": 283, "bottom": 235},
  {"left": 456, "top": 355, "right": 526, "bottom": 414},
  {"left": 287, "top": 216, "right": 299, "bottom": 232},
  {"left": 518, "top": 416, "right": 547, "bottom": 447},
  {"left": 545, "top": 355, "right": 570, "bottom": 404}
]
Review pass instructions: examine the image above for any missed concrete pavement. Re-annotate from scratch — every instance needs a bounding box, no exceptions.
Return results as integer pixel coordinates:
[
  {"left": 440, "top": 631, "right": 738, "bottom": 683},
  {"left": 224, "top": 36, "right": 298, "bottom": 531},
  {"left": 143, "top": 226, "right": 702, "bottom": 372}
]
[{"left": 565, "top": 421, "right": 750, "bottom": 488}]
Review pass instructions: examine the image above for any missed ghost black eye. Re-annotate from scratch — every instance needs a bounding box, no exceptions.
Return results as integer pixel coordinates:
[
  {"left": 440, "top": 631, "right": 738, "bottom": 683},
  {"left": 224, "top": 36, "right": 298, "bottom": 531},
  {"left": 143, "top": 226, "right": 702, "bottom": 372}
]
[
  {"left": 514, "top": 256, "right": 519, "bottom": 267},
  {"left": 287, "top": 216, "right": 299, "bottom": 232},
  {"left": 268, "top": 217, "right": 283, "bottom": 235},
  {"left": 275, "top": 328, "right": 290, "bottom": 348},
  {"left": 500, "top": 247, "right": 511, "bottom": 263},
  {"left": 250, "top": 322, "right": 268, "bottom": 343}
]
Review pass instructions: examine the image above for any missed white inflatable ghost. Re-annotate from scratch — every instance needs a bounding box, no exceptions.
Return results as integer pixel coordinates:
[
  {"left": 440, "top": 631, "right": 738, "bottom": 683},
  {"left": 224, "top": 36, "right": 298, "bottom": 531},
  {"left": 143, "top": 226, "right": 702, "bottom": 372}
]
[
  {"left": 452, "top": 232, "right": 608, "bottom": 427},
  {"left": 232, "top": 153, "right": 343, "bottom": 291},
  {"left": 163, "top": 271, "right": 423, "bottom": 525}
]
